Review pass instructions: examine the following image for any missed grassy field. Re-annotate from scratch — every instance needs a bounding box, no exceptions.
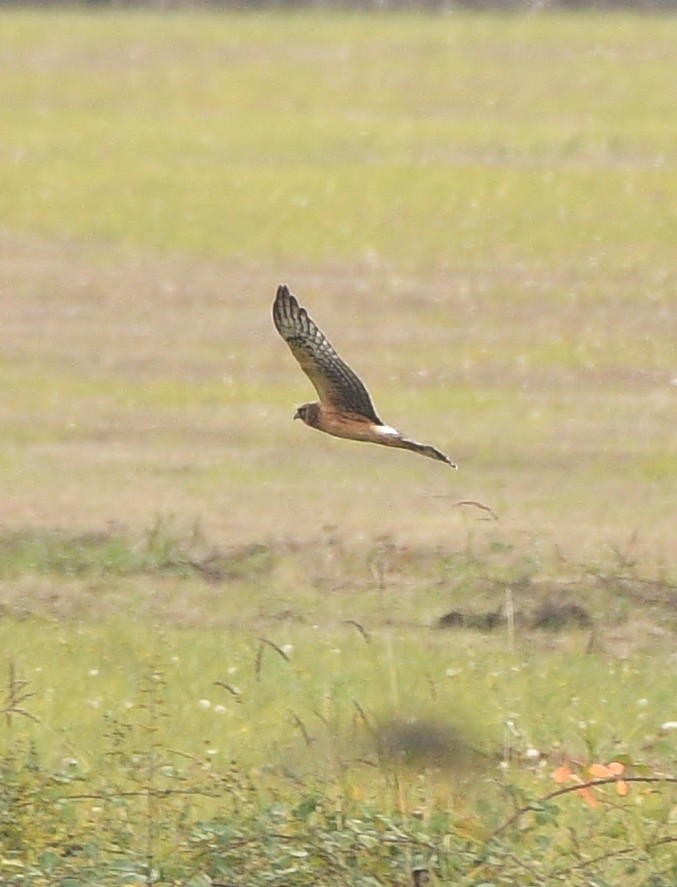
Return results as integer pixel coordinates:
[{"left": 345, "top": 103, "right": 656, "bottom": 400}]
[{"left": 1, "top": 8, "right": 676, "bottom": 885}]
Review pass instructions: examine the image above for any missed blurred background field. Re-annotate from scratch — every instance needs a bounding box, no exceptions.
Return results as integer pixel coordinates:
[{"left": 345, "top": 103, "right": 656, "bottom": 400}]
[
  {"left": 1, "top": 9, "right": 676, "bottom": 560},
  {"left": 0, "top": 8, "right": 676, "bottom": 884}
]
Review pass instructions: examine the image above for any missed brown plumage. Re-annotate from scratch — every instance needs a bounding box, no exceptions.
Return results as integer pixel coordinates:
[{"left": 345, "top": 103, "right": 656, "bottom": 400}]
[{"left": 272, "top": 284, "right": 457, "bottom": 468}]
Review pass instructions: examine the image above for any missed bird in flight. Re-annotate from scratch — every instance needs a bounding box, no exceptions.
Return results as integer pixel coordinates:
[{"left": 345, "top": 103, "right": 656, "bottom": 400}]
[{"left": 272, "top": 284, "right": 457, "bottom": 468}]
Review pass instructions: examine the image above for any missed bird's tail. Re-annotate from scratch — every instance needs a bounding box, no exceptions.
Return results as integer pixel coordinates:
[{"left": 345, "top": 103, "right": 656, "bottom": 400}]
[{"left": 391, "top": 435, "right": 458, "bottom": 469}]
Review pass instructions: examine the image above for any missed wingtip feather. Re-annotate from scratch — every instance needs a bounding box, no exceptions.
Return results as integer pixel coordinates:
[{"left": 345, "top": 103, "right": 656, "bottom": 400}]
[
  {"left": 273, "top": 284, "right": 294, "bottom": 331},
  {"left": 274, "top": 284, "right": 300, "bottom": 316}
]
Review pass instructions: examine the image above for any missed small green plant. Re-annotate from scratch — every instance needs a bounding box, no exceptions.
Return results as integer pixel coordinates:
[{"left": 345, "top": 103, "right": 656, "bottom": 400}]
[{"left": 1, "top": 659, "right": 39, "bottom": 731}]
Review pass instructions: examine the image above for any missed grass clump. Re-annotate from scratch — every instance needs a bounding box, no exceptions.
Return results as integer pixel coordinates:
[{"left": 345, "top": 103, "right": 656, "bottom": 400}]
[
  {"left": 0, "top": 530, "right": 143, "bottom": 580},
  {"left": 0, "top": 520, "right": 276, "bottom": 584}
]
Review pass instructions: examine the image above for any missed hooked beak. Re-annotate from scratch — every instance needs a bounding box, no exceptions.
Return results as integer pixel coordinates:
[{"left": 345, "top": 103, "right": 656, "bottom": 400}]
[{"left": 293, "top": 408, "right": 302, "bottom": 420}]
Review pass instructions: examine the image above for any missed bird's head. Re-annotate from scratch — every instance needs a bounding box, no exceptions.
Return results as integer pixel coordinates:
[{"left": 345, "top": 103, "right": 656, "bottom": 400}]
[{"left": 293, "top": 403, "right": 318, "bottom": 427}]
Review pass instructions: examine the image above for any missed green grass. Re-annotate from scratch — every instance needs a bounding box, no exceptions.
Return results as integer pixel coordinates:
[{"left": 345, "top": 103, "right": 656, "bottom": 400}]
[
  {"left": 2, "top": 536, "right": 676, "bottom": 883},
  {"left": 2, "top": 10, "right": 676, "bottom": 269},
  {"left": 3, "top": 612, "right": 673, "bottom": 777},
  {"left": 0, "top": 7, "right": 676, "bottom": 884}
]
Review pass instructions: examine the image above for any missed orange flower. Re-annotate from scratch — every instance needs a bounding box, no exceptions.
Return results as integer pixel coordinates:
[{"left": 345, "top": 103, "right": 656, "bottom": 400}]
[{"left": 588, "top": 761, "right": 629, "bottom": 797}]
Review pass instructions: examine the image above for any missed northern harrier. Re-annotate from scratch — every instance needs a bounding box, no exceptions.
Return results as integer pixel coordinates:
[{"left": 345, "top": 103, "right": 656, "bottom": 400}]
[{"left": 273, "top": 285, "right": 457, "bottom": 468}]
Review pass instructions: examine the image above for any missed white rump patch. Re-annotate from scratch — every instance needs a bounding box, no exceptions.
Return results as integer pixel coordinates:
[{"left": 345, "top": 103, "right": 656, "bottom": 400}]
[{"left": 376, "top": 425, "right": 400, "bottom": 437}]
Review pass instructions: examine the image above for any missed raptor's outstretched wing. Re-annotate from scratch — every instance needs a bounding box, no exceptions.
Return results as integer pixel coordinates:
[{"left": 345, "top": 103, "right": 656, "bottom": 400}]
[{"left": 273, "top": 284, "right": 382, "bottom": 423}]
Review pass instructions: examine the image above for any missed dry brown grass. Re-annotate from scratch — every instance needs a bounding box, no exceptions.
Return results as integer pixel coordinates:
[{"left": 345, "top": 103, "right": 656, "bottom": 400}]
[{"left": 1, "top": 228, "right": 675, "bottom": 570}]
